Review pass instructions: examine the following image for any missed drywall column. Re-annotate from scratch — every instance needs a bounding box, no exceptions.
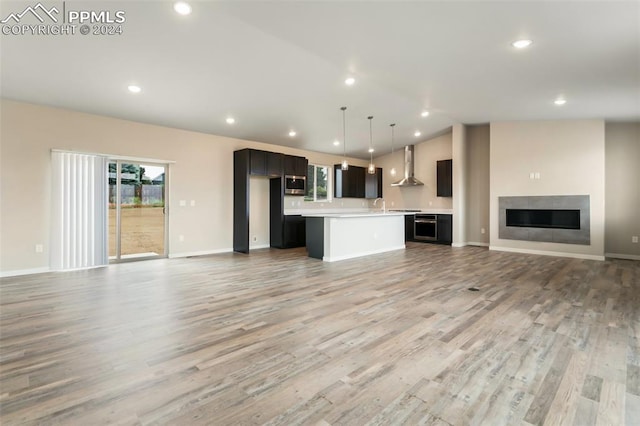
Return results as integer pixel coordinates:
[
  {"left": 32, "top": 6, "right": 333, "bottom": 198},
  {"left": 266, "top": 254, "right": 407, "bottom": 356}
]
[{"left": 452, "top": 123, "right": 467, "bottom": 247}]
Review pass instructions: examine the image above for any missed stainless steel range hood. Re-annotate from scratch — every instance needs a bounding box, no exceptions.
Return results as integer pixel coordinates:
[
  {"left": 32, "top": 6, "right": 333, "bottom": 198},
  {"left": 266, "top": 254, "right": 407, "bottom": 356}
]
[{"left": 391, "top": 145, "right": 424, "bottom": 186}]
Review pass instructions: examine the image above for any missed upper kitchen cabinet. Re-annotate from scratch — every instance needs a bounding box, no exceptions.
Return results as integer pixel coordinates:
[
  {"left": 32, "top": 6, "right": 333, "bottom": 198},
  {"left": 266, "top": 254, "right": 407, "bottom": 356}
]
[
  {"left": 249, "top": 149, "right": 267, "bottom": 176},
  {"left": 365, "top": 167, "right": 383, "bottom": 199},
  {"left": 334, "top": 165, "right": 366, "bottom": 198},
  {"left": 437, "top": 159, "right": 452, "bottom": 197},
  {"left": 284, "top": 155, "right": 308, "bottom": 177},
  {"left": 250, "top": 150, "right": 283, "bottom": 177},
  {"left": 267, "top": 152, "right": 283, "bottom": 176}
]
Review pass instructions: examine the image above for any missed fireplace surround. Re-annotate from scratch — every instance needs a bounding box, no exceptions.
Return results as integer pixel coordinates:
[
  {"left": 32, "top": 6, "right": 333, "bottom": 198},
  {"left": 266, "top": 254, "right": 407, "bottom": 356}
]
[{"left": 499, "top": 195, "right": 590, "bottom": 245}]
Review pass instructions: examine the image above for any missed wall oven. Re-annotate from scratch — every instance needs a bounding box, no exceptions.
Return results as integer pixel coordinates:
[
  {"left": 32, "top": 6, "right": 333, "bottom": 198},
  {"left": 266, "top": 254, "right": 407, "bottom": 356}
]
[
  {"left": 414, "top": 214, "right": 437, "bottom": 241},
  {"left": 284, "top": 175, "right": 306, "bottom": 195}
]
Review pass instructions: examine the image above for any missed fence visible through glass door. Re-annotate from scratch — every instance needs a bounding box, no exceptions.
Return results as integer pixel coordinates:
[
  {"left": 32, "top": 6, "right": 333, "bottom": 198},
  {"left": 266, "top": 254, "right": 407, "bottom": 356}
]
[{"left": 108, "top": 161, "right": 166, "bottom": 260}]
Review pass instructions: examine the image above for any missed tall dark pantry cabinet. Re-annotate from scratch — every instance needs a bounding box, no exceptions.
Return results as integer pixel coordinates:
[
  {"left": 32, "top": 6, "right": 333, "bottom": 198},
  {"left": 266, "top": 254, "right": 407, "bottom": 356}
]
[{"left": 233, "top": 148, "right": 307, "bottom": 253}]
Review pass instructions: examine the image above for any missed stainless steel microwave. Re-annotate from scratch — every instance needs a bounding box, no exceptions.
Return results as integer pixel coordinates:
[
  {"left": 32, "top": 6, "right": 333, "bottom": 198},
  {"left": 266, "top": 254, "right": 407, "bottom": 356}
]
[{"left": 284, "top": 175, "right": 306, "bottom": 195}]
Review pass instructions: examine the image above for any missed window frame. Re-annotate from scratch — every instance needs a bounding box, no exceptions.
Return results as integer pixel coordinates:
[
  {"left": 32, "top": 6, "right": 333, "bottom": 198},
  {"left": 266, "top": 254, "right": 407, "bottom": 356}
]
[{"left": 305, "top": 163, "right": 332, "bottom": 202}]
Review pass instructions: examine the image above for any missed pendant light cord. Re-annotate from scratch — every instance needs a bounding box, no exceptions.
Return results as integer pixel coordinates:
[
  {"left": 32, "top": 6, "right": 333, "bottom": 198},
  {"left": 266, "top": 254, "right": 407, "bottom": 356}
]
[
  {"left": 390, "top": 123, "right": 395, "bottom": 153},
  {"left": 341, "top": 107, "right": 347, "bottom": 159},
  {"left": 369, "top": 116, "right": 373, "bottom": 163}
]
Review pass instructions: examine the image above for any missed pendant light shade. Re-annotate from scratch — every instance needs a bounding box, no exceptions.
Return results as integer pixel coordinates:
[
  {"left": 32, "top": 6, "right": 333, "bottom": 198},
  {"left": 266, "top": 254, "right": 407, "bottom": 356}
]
[
  {"left": 368, "top": 116, "right": 375, "bottom": 174},
  {"left": 389, "top": 123, "right": 397, "bottom": 176},
  {"left": 340, "top": 107, "right": 348, "bottom": 170}
]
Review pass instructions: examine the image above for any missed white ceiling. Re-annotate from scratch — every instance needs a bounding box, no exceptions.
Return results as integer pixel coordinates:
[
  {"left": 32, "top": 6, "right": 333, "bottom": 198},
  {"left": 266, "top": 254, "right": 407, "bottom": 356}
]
[{"left": 1, "top": 1, "right": 638, "bottom": 159}]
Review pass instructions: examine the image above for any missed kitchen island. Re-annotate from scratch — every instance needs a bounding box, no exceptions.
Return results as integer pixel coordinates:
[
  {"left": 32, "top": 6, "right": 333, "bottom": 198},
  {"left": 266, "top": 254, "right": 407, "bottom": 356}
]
[{"left": 304, "top": 212, "right": 406, "bottom": 262}]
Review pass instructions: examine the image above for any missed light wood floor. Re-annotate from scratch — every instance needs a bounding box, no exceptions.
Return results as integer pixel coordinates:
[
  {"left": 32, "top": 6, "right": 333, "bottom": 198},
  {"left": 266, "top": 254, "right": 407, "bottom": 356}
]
[{"left": 1, "top": 244, "right": 638, "bottom": 425}]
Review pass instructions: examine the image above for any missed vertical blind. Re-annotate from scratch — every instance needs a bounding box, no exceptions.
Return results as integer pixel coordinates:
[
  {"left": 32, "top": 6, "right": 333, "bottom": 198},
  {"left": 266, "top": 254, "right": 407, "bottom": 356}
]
[{"left": 51, "top": 151, "right": 108, "bottom": 270}]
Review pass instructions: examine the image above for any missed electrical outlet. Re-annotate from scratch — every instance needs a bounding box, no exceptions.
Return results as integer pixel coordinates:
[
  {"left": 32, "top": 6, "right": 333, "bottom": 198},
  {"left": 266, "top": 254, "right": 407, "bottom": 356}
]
[
  {"left": 179, "top": 235, "right": 184, "bottom": 242},
  {"left": 35, "top": 244, "right": 43, "bottom": 253},
  {"left": 535, "top": 172, "right": 541, "bottom": 179},
  {"left": 481, "top": 228, "right": 486, "bottom": 234},
  {"left": 633, "top": 236, "right": 639, "bottom": 243},
  {"left": 529, "top": 172, "right": 535, "bottom": 180},
  {"left": 179, "top": 200, "right": 186, "bottom": 207},
  {"left": 190, "top": 200, "right": 196, "bottom": 207},
  {"left": 391, "top": 201, "right": 395, "bottom": 207}
]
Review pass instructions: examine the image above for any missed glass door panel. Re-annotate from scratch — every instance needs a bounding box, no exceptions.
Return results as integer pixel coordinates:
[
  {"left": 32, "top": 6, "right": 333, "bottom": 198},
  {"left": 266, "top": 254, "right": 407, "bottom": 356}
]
[
  {"left": 108, "top": 162, "right": 118, "bottom": 259},
  {"left": 108, "top": 161, "right": 166, "bottom": 261}
]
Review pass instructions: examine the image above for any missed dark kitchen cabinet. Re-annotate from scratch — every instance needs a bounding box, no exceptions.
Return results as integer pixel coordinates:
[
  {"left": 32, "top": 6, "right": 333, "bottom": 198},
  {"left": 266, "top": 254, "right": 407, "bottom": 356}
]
[
  {"left": 436, "top": 214, "right": 452, "bottom": 245},
  {"left": 249, "top": 149, "right": 267, "bottom": 176},
  {"left": 365, "top": 167, "right": 383, "bottom": 199},
  {"left": 437, "top": 159, "right": 452, "bottom": 197},
  {"left": 270, "top": 181, "right": 306, "bottom": 249},
  {"left": 234, "top": 150, "right": 251, "bottom": 253},
  {"left": 284, "top": 155, "right": 308, "bottom": 177},
  {"left": 235, "top": 148, "right": 308, "bottom": 253},
  {"left": 334, "top": 165, "right": 365, "bottom": 198},
  {"left": 251, "top": 150, "right": 283, "bottom": 177},
  {"left": 267, "top": 152, "right": 283, "bottom": 176},
  {"left": 283, "top": 215, "right": 306, "bottom": 248},
  {"left": 404, "top": 214, "right": 415, "bottom": 242}
]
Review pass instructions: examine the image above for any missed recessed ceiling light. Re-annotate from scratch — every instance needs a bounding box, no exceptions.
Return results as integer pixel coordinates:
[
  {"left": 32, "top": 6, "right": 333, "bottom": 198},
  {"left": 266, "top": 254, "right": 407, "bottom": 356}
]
[
  {"left": 289, "top": 131, "right": 297, "bottom": 137},
  {"left": 421, "top": 111, "right": 430, "bottom": 117},
  {"left": 226, "top": 117, "right": 235, "bottom": 124},
  {"left": 333, "top": 140, "right": 340, "bottom": 146},
  {"left": 368, "top": 148, "right": 375, "bottom": 153},
  {"left": 512, "top": 39, "right": 532, "bottom": 49},
  {"left": 414, "top": 131, "right": 421, "bottom": 137},
  {"left": 554, "top": 98, "right": 567, "bottom": 105},
  {"left": 174, "top": 2, "right": 192, "bottom": 15},
  {"left": 345, "top": 77, "right": 355, "bottom": 86},
  {"left": 127, "top": 85, "right": 141, "bottom": 93}
]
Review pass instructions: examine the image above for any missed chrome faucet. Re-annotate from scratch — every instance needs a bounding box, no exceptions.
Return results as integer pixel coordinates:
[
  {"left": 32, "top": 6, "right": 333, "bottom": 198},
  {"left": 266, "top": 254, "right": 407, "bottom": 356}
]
[{"left": 374, "top": 197, "right": 386, "bottom": 213}]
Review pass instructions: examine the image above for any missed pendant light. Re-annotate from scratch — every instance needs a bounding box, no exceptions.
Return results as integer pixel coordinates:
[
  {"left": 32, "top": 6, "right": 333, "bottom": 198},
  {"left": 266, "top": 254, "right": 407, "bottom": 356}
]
[
  {"left": 340, "top": 107, "right": 348, "bottom": 170},
  {"left": 367, "top": 116, "right": 375, "bottom": 174},
  {"left": 389, "top": 123, "right": 397, "bottom": 176}
]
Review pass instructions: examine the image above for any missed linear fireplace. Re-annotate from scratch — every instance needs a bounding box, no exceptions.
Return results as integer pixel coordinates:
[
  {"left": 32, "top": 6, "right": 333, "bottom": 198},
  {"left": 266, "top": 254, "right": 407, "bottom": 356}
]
[
  {"left": 506, "top": 209, "right": 580, "bottom": 230},
  {"left": 499, "top": 195, "right": 590, "bottom": 245}
]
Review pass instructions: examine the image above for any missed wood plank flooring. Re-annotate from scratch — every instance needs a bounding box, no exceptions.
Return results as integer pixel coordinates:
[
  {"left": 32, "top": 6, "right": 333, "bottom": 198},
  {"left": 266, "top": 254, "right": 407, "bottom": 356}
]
[{"left": 1, "top": 244, "right": 638, "bottom": 425}]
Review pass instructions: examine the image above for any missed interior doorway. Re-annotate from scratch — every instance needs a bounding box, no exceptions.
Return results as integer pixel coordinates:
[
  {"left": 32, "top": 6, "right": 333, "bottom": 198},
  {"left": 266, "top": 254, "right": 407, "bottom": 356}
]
[{"left": 108, "top": 161, "right": 167, "bottom": 261}]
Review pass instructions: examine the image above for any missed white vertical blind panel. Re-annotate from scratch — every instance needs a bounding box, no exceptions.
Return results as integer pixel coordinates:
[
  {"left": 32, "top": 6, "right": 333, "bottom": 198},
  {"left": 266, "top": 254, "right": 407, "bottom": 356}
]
[{"left": 51, "top": 152, "right": 108, "bottom": 270}]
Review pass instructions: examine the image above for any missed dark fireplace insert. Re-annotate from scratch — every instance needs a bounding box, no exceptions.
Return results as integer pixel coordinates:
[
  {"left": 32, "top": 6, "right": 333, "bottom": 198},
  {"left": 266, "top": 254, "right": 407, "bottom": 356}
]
[{"left": 506, "top": 209, "right": 580, "bottom": 230}]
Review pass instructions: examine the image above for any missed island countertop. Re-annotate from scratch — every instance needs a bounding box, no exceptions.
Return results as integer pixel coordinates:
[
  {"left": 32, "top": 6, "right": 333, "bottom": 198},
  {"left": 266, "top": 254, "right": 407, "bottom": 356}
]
[{"left": 302, "top": 211, "right": 410, "bottom": 218}]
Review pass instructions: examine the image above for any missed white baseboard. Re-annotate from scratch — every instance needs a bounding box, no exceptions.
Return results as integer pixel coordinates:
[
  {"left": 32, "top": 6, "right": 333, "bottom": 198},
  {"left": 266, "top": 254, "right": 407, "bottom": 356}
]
[
  {"left": 467, "top": 242, "right": 490, "bottom": 247},
  {"left": 451, "top": 242, "right": 489, "bottom": 248},
  {"left": 605, "top": 252, "right": 640, "bottom": 261},
  {"left": 249, "top": 244, "right": 271, "bottom": 250},
  {"left": 0, "top": 267, "right": 51, "bottom": 278},
  {"left": 489, "top": 245, "right": 605, "bottom": 261},
  {"left": 169, "top": 248, "right": 233, "bottom": 258}
]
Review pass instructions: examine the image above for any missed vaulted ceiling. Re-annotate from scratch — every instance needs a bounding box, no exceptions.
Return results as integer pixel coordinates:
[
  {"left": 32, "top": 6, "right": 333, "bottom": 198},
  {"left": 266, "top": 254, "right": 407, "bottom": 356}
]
[{"left": 1, "top": 1, "right": 638, "bottom": 158}]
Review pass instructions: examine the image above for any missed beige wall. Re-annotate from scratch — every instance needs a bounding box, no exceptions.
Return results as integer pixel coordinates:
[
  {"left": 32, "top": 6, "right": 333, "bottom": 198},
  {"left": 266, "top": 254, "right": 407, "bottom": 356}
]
[
  {"left": 376, "top": 131, "right": 454, "bottom": 211},
  {"left": 465, "top": 125, "right": 490, "bottom": 245},
  {"left": 490, "top": 120, "right": 606, "bottom": 258},
  {"left": 605, "top": 122, "right": 640, "bottom": 259},
  {"left": 0, "top": 100, "right": 369, "bottom": 274}
]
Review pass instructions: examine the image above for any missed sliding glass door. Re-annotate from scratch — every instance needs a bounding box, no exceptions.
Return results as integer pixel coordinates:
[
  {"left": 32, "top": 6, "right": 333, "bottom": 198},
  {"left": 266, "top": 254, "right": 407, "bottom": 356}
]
[{"left": 109, "top": 161, "right": 167, "bottom": 261}]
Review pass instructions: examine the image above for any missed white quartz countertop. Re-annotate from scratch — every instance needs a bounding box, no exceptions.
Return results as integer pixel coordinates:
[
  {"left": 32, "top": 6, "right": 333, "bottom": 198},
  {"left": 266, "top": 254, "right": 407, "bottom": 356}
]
[
  {"left": 302, "top": 211, "right": 410, "bottom": 218},
  {"left": 286, "top": 208, "right": 453, "bottom": 216}
]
